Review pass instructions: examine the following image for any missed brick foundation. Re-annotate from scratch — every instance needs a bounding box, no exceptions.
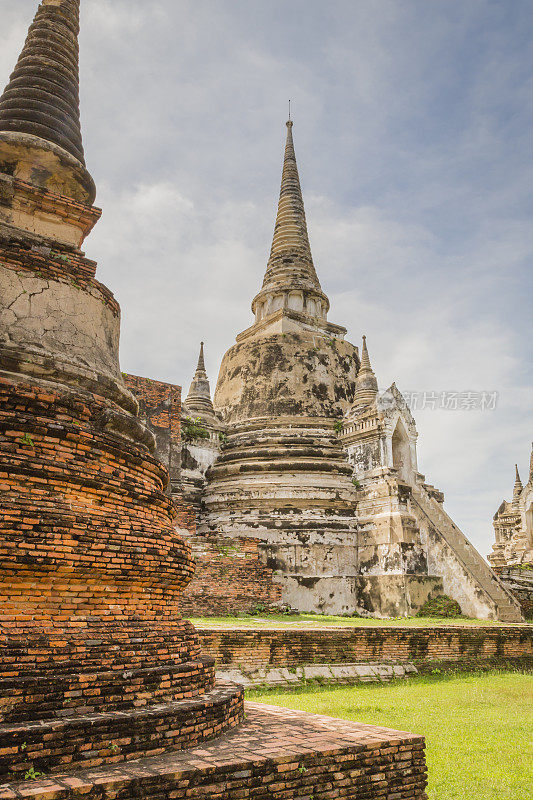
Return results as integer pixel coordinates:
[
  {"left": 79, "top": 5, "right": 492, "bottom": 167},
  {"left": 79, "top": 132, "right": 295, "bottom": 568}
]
[{"left": 0, "top": 704, "right": 428, "bottom": 800}]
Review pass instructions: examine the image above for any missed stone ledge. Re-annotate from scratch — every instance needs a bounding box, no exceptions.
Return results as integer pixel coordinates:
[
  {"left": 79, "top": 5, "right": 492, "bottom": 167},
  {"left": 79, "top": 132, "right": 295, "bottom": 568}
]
[
  {"left": 217, "top": 662, "right": 419, "bottom": 688},
  {"left": 0, "top": 703, "right": 428, "bottom": 800}
]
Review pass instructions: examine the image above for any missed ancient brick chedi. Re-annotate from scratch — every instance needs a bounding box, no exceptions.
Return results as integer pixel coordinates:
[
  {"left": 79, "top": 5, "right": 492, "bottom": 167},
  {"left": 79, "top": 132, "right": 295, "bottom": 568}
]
[
  {"left": 0, "top": 0, "right": 243, "bottom": 777},
  {"left": 178, "top": 120, "right": 522, "bottom": 622}
]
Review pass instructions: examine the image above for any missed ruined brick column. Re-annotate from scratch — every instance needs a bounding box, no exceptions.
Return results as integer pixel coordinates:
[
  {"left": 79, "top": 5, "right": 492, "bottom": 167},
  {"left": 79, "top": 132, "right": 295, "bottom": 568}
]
[{"left": 0, "top": 0, "right": 242, "bottom": 778}]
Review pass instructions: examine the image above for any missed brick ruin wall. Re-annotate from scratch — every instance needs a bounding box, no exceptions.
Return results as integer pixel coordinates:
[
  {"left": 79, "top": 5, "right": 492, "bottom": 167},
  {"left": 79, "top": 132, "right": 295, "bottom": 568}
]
[
  {"left": 178, "top": 536, "right": 282, "bottom": 616},
  {"left": 124, "top": 373, "right": 196, "bottom": 536},
  {"left": 123, "top": 374, "right": 282, "bottom": 615},
  {"left": 122, "top": 374, "right": 181, "bottom": 489},
  {"left": 199, "top": 625, "right": 533, "bottom": 674}
]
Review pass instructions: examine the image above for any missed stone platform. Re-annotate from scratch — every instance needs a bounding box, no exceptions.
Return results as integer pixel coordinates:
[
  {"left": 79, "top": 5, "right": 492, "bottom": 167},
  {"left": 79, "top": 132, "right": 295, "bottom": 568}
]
[{"left": 0, "top": 703, "right": 428, "bottom": 800}]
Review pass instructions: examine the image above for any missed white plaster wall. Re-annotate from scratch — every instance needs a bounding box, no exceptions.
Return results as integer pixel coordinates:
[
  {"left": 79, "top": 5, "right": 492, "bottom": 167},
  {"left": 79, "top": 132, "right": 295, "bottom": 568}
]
[{"left": 1, "top": 266, "right": 121, "bottom": 380}]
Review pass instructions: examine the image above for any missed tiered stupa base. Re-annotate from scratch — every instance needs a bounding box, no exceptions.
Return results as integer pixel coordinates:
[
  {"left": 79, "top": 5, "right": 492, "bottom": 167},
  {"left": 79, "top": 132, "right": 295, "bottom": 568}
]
[
  {"left": 0, "top": 372, "right": 243, "bottom": 779},
  {"left": 0, "top": 704, "right": 428, "bottom": 800},
  {"left": 201, "top": 416, "right": 362, "bottom": 613},
  {"left": 0, "top": 619, "right": 243, "bottom": 777}
]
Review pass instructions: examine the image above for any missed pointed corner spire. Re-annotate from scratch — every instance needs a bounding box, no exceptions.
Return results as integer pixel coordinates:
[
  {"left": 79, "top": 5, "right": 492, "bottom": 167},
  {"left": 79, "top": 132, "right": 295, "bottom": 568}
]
[
  {"left": 352, "top": 335, "right": 378, "bottom": 407},
  {"left": 197, "top": 341, "right": 206, "bottom": 372},
  {"left": 184, "top": 342, "right": 215, "bottom": 417},
  {"left": 0, "top": 0, "right": 95, "bottom": 204},
  {"left": 513, "top": 463, "right": 523, "bottom": 502},
  {"left": 530, "top": 443, "right": 533, "bottom": 480}
]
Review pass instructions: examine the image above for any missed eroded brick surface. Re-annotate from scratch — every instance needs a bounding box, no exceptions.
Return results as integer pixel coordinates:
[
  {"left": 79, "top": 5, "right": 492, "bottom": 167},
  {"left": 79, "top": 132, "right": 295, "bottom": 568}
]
[
  {"left": 0, "top": 704, "right": 428, "bottom": 800},
  {"left": 199, "top": 625, "right": 533, "bottom": 672}
]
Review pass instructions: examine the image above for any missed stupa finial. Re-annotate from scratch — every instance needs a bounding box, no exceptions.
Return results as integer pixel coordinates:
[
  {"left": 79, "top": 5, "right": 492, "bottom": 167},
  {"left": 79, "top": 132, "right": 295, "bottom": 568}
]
[
  {"left": 352, "top": 336, "right": 378, "bottom": 407},
  {"left": 185, "top": 342, "right": 215, "bottom": 417},
  {"left": 0, "top": 0, "right": 95, "bottom": 204},
  {"left": 197, "top": 342, "right": 206, "bottom": 373},
  {"left": 0, "top": 0, "right": 85, "bottom": 163},
  {"left": 261, "top": 119, "right": 321, "bottom": 291}
]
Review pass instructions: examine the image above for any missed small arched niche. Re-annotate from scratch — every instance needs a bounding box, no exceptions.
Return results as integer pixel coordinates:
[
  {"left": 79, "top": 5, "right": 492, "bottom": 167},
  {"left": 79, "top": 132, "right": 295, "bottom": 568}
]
[
  {"left": 392, "top": 418, "right": 412, "bottom": 482},
  {"left": 271, "top": 294, "right": 284, "bottom": 312}
]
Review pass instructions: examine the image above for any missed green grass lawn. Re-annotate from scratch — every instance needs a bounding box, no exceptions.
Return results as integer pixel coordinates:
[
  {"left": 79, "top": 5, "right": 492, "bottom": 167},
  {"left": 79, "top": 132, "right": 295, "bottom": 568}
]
[
  {"left": 188, "top": 613, "right": 516, "bottom": 629},
  {"left": 248, "top": 671, "right": 533, "bottom": 800}
]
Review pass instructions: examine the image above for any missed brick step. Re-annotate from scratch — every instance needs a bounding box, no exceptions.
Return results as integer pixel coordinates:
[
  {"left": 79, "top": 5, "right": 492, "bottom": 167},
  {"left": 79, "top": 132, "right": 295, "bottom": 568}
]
[
  {"left": 0, "top": 704, "right": 428, "bottom": 800},
  {"left": 0, "top": 683, "right": 244, "bottom": 778},
  {"left": 0, "top": 657, "right": 215, "bottom": 723},
  {"left": 0, "top": 622, "right": 202, "bottom": 676}
]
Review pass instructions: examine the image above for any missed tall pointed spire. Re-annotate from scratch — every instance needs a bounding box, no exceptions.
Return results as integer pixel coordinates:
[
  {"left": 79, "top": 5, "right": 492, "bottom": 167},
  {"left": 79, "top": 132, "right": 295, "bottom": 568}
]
[
  {"left": 184, "top": 342, "right": 215, "bottom": 417},
  {"left": 0, "top": 0, "right": 84, "bottom": 162},
  {"left": 352, "top": 336, "right": 379, "bottom": 407},
  {"left": 197, "top": 341, "right": 206, "bottom": 372},
  {"left": 263, "top": 120, "right": 321, "bottom": 291},
  {"left": 530, "top": 443, "right": 533, "bottom": 481},
  {"left": 360, "top": 335, "right": 373, "bottom": 371},
  {"left": 0, "top": 0, "right": 94, "bottom": 204},
  {"left": 513, "top": 465, "right": 523, "bottom": 507},
  {"left": 250, "top": 120, "right": 331, "bottom": 327}
]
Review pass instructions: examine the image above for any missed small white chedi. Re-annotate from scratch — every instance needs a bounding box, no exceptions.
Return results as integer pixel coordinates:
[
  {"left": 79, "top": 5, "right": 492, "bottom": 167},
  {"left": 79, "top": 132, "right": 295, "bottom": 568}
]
[{"left": 489, "top": 451, "right": 533, "bottom": 567}]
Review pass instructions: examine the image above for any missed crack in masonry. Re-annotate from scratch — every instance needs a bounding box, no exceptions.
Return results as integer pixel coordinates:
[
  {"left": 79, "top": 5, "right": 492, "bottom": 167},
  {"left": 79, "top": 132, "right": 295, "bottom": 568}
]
[{"left": 4, "top": 279, "right": 51, "bottom": 312}]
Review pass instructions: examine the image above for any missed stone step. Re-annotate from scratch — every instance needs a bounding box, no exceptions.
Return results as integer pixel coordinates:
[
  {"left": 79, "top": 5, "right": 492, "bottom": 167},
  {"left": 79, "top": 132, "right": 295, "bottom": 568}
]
[{"left": 412, "top": 489, "right": 523, "bottom": 622}]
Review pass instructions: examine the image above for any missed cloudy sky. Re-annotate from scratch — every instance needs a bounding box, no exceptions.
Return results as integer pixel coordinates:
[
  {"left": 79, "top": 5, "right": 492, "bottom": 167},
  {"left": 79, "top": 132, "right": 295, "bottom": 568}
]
[{"left": 2, "top": 0, "right": 532, "bottom": 558}]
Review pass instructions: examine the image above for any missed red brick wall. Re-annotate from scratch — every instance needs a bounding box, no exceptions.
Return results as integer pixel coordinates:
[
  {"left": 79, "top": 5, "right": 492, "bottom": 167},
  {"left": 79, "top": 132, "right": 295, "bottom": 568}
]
[
  {"left": 198, "top": 625, "right": 533, "bottom": 670},
  {"left": 123, "top": 373, "right": 181, "bottom": 488},
  {"left": 179, "top": 536, "right": 282, "bottom": 616}
]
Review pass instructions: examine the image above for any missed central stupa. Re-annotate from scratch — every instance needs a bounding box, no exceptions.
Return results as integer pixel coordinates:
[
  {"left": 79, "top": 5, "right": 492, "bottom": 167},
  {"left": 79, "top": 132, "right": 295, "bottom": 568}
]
[{"left": 202, "top": 120, "right": 362, "bottom": 610}]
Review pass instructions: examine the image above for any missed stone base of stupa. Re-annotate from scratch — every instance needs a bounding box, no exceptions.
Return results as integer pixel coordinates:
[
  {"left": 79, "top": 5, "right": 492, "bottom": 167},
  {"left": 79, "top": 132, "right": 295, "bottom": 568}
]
[{"left": 0, "top": 703, "right": 428, "bottom": 800}]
